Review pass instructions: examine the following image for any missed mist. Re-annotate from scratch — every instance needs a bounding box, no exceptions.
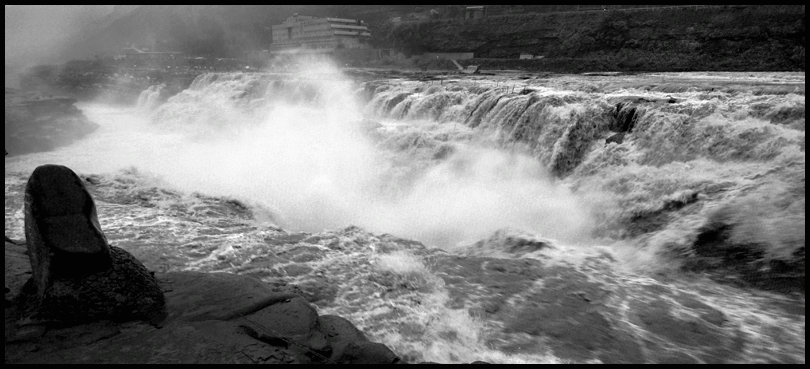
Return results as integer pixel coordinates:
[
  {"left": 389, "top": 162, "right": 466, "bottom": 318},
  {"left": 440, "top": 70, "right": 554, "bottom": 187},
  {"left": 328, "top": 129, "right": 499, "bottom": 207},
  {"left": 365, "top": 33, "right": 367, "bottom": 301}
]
[
  {"left": 4, "top": 5, "right": 117, "bottom": 87},
  {"left": 6, "top": 57, "right": 594, "bottom": 248}
]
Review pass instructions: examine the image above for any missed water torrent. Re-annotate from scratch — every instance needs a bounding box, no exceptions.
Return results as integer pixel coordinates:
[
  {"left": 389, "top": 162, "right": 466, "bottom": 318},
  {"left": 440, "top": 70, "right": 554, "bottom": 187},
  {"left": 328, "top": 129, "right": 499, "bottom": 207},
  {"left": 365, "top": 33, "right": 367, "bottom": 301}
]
[
  {"left": 135, "top": 84, "right": 165, "bottom": 111},
  {"left": 5, "top": 62, "right": 804, "bottom": 363}
]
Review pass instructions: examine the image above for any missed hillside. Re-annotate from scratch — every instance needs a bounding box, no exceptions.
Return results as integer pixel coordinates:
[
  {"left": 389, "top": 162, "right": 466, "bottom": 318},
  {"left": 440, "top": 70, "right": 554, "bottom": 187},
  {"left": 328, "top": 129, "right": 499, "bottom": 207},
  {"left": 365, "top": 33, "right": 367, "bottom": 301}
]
[
  {"left": 377, "top": 5, "right": 805, "bottom": 71},
  {"left": 7, "top": 5, "right": 805, "bottom": 78}
]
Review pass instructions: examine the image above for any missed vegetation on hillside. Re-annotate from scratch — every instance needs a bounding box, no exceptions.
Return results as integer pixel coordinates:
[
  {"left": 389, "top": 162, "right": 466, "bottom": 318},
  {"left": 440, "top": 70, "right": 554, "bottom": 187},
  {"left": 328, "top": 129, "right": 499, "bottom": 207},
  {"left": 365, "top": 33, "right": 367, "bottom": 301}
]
[{"left": 377, "top": 5, "right": 805, "bottom": 71}]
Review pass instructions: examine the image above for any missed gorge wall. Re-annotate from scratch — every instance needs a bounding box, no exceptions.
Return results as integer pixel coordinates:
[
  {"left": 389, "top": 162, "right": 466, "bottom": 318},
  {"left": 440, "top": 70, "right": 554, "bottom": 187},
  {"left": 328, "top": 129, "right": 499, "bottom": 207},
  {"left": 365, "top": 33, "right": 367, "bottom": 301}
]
[{"left": 378, "top": 6, "right": 805, "bottom": 72}]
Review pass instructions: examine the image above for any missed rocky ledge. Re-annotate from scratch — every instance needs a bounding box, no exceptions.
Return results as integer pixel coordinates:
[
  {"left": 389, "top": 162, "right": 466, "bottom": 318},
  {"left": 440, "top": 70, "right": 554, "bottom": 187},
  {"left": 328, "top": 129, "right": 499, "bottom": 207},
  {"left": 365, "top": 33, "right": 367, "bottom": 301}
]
[{"left": 4, "top": 164, "right": 399, "bottom": 364}]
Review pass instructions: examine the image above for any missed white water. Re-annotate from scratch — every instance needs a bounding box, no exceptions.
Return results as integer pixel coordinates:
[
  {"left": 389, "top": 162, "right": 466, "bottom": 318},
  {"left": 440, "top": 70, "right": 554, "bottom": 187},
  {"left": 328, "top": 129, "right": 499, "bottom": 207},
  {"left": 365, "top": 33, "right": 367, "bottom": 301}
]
[
  {"left": 5, "top": 60, "right": 804, "bottom": 273},
  {"left": 7, "top": 60, "right": 594, "bottom": 249},
  {"left": 136, "top": 84, "right": 164, "bottom": 111},
  {"left": 4, "top": 60, "right": 805, "bottom": 364}
]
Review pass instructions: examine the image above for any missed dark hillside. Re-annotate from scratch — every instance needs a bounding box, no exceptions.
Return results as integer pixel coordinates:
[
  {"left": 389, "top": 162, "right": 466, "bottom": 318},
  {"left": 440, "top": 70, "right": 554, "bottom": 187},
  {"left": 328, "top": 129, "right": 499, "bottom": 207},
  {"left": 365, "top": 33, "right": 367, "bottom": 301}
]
[{"left": 377, "top": 5, "right": 805, "bottom": 71}]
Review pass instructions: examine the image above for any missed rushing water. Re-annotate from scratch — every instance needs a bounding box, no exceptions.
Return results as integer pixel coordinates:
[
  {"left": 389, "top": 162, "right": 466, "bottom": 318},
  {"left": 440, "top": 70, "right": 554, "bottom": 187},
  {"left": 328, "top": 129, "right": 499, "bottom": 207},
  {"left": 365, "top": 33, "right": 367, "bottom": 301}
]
[
  {"left": 4, "top": 60, "right": 805, "bottom": 363},
  {"left": 135, "top": 83, "right": 165, "bottom": 112}
]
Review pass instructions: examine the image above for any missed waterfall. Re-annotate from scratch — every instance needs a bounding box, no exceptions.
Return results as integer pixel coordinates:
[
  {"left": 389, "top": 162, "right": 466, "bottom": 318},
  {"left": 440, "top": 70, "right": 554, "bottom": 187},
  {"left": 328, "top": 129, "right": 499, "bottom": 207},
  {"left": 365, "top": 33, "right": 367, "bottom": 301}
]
[{"left": 136, "top": 84, "right": 165, "bottom": 111}]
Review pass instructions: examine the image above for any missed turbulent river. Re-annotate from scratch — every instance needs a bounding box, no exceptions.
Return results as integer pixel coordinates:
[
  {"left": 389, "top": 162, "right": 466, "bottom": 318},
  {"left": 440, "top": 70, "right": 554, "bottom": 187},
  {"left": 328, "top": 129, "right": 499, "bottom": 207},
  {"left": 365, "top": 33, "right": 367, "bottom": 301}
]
[{"left": 4, "top": 61, "right": 805, "bottom": 363}]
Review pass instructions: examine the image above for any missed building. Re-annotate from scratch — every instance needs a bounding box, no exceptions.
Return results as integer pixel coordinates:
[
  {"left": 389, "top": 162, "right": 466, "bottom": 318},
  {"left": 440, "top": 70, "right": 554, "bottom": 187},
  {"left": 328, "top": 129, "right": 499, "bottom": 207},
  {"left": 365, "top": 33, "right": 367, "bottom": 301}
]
[
  {"left": 270, "top": 14, "right": 372, "bottom": 54},
  {"left": 464, "top": 6, "right": 486, "bottom": 20}
]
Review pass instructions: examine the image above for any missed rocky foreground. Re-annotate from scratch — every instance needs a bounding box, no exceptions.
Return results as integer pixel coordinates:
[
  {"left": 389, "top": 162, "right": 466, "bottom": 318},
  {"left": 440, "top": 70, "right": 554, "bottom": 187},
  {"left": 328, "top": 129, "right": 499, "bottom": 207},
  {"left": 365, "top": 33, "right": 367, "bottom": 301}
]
[
  {"left": 5, "top": 165, "right": 804, "bottom": 363},
  {"left": 4, "top": 165, "right": 399, "bottom": 364}
]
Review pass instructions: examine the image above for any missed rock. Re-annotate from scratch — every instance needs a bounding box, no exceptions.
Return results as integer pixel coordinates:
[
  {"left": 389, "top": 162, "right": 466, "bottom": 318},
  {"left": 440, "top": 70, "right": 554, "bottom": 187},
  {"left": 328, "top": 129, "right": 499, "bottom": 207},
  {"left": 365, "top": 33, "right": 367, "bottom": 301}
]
[
  {"left": 317, "top": 315, "right": 405, "bottom": 364},
  {"left": 611, "top": 101, "right": 641, "bottom": 133},
  {"left": 241, "top": 297, "right": 329, "bottom": 354},
  {"left": 159, "top": 271, "right": 297, "bottom": 322},
  {"left": 17, "top": 245, "right": 165, "bottom": 325},
  {"left": 7, "top": 324, "right": 47, "bottom": 343},
  {"left": 330, "top": 340, "right": 401, "bottom": 364},
  {"left": 34, "top": 321, "right": 121, "bottom": 349},
  {"left": 24, "top": 164, "right": 112, "bottom": 297},
  {"left": 462, "top": 228, "right": 554, "bottom": 257},
  {"left": 318, "top": 315, "right": 368, "bottom": 344},
  {"left": 5, "top": 241, "right": 32, "bottom": 303},
  {"left": 605, "top": 132, "right": 625, "bottom": 145},
  {"left": 6, "top": 270, "right": 399, "bottom": 364},
  {"left": 18, "top": 164, "right": 164, "bottom": 325},
  {"left": 8, "top": 319, "right": 270, "bottom": 364}
]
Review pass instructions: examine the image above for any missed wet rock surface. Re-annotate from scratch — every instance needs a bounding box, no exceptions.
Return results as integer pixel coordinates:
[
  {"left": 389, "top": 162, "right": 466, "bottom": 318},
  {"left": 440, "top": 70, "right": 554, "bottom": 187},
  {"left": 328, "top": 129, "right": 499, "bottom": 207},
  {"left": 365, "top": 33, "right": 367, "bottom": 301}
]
[
  {"left": 16, "top": 245, "right": 165, "bottom": 325},
  {"left": 6, "top": 268, "right": 400, "bottom": 364}
]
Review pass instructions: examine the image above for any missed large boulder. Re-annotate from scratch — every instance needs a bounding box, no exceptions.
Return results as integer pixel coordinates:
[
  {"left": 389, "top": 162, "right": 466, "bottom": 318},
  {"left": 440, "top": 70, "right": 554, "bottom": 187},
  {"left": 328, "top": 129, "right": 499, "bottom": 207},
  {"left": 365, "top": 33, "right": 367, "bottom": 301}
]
[
  {"left": 18, "top": 164, "right": 164, "bottom": 324},
  {"left": 24, "top": 164, "right": 111, "bottom": 296}
]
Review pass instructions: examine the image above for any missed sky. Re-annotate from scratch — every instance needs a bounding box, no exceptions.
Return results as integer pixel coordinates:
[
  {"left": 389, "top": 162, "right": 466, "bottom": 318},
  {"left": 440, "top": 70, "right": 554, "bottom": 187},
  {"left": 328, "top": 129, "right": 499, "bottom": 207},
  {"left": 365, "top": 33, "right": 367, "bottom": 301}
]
[{"left": 5, "top": 6, "right": 115, "bottom": 71}]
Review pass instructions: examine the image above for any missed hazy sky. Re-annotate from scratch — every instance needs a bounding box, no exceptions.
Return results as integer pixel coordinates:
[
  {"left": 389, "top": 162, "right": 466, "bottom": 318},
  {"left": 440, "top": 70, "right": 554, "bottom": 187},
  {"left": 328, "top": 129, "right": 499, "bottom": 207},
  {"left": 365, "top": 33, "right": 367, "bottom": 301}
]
[{"left": 5, "top": 5, "right": 115, "bottom": 67}]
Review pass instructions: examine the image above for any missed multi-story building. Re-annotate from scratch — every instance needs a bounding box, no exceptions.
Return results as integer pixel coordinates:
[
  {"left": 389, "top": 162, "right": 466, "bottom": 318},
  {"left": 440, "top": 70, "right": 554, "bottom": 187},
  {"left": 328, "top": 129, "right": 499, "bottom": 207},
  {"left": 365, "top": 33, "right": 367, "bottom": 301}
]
[
  {"left": 270, "top": 14, "right": 372, "bottom": 53},
  {"left": 464, "top": 6, "right": 486, "bottom": 20}
]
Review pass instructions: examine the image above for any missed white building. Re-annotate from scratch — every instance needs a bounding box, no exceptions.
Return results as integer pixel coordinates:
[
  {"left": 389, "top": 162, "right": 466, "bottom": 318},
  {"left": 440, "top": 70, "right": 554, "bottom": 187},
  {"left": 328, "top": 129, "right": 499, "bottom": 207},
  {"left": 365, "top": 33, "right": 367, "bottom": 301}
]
[{"left": 270, "top": 14, "right": 372, "bottom": 53}]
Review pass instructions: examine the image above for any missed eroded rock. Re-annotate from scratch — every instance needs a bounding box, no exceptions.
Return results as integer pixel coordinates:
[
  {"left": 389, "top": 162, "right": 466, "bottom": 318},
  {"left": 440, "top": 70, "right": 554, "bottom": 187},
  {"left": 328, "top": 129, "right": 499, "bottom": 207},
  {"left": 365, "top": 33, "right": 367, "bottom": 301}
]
[
  {"left": 17, "top": 165, "right": 164, "bottom": 325},
  {"left": 159, "top": 271, "right": 298, "bottom": 322},
  {"left": 242, "top": 296, "right": 329, "bottom": 353},
  {"left": 606, "top": 132, "right": 625, "bottom": 145},
  {"left": 7, "top": 268, "right": 399, "bottom": 364},
  {"left": 24, "top": 164, "right": 112, "bottom": 296},
  {"left": 18, "top": 246, "right": 165, "bottom": 325},
  {"left": 330, "top": 340, "right": 401, "bottom": 364},
  {"left": 319, "top": 315, "right": 368, "bottom": 343}
]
